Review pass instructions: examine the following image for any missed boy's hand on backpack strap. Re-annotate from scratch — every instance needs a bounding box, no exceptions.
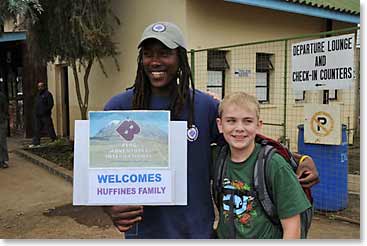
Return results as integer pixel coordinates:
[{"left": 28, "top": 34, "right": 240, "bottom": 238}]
[
  {"left": 103, "top": 205, "right": 143, "bottom": 233},
  {"left": 296, "top": 156, "right": 320, "bottom": 188}
]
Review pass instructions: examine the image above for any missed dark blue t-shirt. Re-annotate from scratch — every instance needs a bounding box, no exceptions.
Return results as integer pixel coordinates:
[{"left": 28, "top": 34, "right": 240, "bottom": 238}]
[{"left": 104, "top": 89, "right": 220, "bottom": 239}]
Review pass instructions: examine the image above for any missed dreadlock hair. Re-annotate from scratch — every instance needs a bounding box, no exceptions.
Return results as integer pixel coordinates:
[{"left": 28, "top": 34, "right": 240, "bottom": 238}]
[{"left": 131, "top": 46, "right": 196, "bottom": 127}]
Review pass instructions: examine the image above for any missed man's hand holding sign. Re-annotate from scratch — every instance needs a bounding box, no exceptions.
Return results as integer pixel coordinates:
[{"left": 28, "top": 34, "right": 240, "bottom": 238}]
[{"left": 104, "top": 205, "right": 143, "bottom": 233}]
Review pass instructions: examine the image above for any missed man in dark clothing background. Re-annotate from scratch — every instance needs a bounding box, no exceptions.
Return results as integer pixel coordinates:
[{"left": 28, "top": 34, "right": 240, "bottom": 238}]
[{"left": 29, "top": 81, "right": 57, "bottom": 148}]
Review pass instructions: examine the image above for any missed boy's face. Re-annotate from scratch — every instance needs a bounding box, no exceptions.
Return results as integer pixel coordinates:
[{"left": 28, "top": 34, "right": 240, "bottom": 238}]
[
  {"left": 217, "top": 103, "right": 262, "bottom": 153},
  {"left": 142, "top": 39, "right": 179, "bottom": 92}
]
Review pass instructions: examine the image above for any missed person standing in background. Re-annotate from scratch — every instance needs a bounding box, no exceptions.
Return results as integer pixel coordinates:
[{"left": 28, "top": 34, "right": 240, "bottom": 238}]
[{"left": 29, "top": 81, "right": 57, "bottom": 148}]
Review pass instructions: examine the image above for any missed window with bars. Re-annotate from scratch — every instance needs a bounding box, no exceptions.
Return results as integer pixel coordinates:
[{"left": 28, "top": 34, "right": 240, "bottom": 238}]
[
  {"left": 256, "top": 53, "right": 273, "bottom": 103},
  {"left": 207, "top": 49, "right": 229, "bottom": 98}
]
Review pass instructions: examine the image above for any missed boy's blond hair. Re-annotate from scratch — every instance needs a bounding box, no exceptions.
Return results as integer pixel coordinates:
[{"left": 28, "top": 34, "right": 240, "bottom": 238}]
[{"left": 218, "top": 92, "right": 260, "bottom": 119}]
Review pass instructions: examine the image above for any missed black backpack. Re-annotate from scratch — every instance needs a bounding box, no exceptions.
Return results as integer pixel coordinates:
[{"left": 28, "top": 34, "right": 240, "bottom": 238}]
[{"left": 211, "top": 135, "right": 313, "bottom": 239}]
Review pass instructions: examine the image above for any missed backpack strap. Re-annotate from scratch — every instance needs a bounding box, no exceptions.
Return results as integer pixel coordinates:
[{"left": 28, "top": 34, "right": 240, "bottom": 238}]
[
  {"left": 254, "top": 140, "right": 280, "bottom": 225},
  {"left": 211, "top": 144, "right": 229, "bottom": 209},
  {"left": 211, "top": 144, "right": 238, "bottom": 238},
  {"left": 218, "top": 145, "right": 237, "bottom": 238},
  {"left": 227, "top": 190, "right": 236, "bottom": 239}
]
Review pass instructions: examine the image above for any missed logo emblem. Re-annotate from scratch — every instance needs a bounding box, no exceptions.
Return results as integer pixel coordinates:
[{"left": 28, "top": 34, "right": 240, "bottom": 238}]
[
  {"left": 187, "top": 125, "right": 199, "bottom": 142},
  {"left": 152, "top": 23, "right": 166, "bottom": 32},
  {"left": 116, "top": 120, "right": 140, "bottom": 141}
]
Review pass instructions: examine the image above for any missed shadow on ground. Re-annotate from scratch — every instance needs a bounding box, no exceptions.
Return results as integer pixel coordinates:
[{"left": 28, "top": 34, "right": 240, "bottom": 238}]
[{"left": 44, "top": 204, "right": 112, "bottom": 229}]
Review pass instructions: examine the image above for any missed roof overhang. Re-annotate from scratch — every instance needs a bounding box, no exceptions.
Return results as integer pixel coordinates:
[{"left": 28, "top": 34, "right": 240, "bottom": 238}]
[
  {"left": 0, "top": 31, "right": 27, "bottom": 43},
  {"left": 225, "top": 0, "right": 360, "bottom": 24}
]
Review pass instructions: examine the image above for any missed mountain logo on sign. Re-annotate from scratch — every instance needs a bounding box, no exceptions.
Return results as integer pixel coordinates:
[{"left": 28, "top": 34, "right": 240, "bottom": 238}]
[{"left": 116, "top": 120, "right": 140, "bottom": 141}]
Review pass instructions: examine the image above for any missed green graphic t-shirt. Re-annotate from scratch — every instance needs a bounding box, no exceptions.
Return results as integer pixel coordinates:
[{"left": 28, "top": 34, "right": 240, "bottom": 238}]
[{"left": 217, "top": 144, "right": 311, "bottom": 239}]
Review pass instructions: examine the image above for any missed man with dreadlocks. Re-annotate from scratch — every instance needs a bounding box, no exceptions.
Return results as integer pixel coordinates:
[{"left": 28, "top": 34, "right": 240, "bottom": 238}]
[{"left": 103, "top": 21, "right": 319, "bottom": 239}]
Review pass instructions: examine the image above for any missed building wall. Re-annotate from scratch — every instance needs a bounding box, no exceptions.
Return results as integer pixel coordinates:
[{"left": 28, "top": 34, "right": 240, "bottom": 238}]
[
  {"left": 3, "top": 19, "right": 17, "bottom": 32},
  {"left": 184, "top": 0, "right": 357, "bottom": 149},
  {"left": 185, "top": 0, "right": 326, "bottom": 50},
  {"left": 47, "top": 0, "right": 358, "bottom": 142},
  {"left": 53, "top": 0, "right": 187, "bottom": 137},
  {"left": 185, "top": 0, "right": 355, "bottom": 91},
  {"left": 3, "top": 16, "right": 26, "bottom": 32}
]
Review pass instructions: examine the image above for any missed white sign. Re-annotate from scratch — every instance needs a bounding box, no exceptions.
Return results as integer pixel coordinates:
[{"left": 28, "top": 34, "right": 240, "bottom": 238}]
[
  {"left": 304, "top": 104, "right": 341, "bottom": 145},
  {"left": 88, "top": 169, "right": 172, "bottom": 204},
  {"left": 73, "top": 120, "right": 188, "bottom": 205},
  {"left": 292, "top": 34, "right": 355, "bottom": 91},
  {"left": 234, "top": 69, "right": 251, "bottom": 77}
]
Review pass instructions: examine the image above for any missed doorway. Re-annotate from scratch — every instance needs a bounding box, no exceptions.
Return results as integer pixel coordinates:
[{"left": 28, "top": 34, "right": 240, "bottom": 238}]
[{"left": 0, "top": 40, "right": 24, "bottom": 136}]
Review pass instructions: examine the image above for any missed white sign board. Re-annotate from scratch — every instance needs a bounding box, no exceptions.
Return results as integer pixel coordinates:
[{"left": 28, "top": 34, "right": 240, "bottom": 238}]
[
  {"left": 73, "top": 119, "right": 187, "bottom": 206},
  {"left": 292, "top": 34, "right": 355, "bottom": 92},
  {"left": 304, "top": 104, "right": 341, "bottom": 145}
]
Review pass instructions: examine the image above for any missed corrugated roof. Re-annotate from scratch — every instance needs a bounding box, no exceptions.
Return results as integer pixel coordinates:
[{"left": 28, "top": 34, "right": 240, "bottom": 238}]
[
  {"left": 285, "top": 0, "right": 360, "bottom": 14},
  {"left": 225, "top": 0, "right": 360, "bottom": 23}
]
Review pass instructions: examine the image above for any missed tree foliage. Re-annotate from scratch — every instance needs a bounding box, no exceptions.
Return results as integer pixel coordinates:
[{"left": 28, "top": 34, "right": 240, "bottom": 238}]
[
  {"left": 1, "top": 0, "right": 120, "bottom": 119},
  {"left": 32, "top": 0, "right": 119, "bottom": 68},
  {"left": 0, "top": 0, "right": 43, "bottom": 28},
  {"left": 32, "top": 0, "right": 120, "bottom": 119}
]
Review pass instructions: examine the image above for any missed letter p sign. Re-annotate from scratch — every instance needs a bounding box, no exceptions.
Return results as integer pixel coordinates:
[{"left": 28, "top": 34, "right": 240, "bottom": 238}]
[
  {"left": 316, "top": 117, "right": 327, "bottom": 131},
  {"left": 310, "top": 111, "right": 334, "bottom": 138},
  {"left": 306, "top": 105, "right": 341, "bottom": 144}
]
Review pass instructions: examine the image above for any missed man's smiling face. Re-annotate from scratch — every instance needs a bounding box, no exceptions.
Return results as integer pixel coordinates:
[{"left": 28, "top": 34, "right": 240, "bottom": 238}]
[{"left": 142, "top": 39, "right": 179, "bottom": 92}]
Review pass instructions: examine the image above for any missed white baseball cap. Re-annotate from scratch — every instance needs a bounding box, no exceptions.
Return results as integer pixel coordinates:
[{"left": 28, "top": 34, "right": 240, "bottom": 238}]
[{"left": 138, "top": 22, "right": 187, "bottom": 50}]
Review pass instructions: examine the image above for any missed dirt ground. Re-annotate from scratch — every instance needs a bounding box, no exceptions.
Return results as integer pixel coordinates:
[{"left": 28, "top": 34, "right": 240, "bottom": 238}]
[
  {"left": 348, "top": 141, "right": 360, "bottom": 175},
  {"left": 0, "top": 151, "right": 122, "bottom": 239}
]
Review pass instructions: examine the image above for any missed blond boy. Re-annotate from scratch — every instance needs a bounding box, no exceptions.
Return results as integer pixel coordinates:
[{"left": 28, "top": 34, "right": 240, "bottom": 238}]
[{"left": 215, "top": 92, "right": 311, "bottom": 239}]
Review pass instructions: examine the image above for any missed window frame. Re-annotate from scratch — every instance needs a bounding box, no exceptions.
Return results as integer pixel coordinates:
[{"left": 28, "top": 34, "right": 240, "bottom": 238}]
[
  {"left": 328, "top": 89, "right": 338, "bottom": 100},
  {"left": 207, "top": 49, "right": 229, "bottom": 98},
  {"left": 256, "top": 53, "right": 273, "bottom": 103},
  {"left": 294, "top": 90, "right": 306, "bottom": 102}
]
